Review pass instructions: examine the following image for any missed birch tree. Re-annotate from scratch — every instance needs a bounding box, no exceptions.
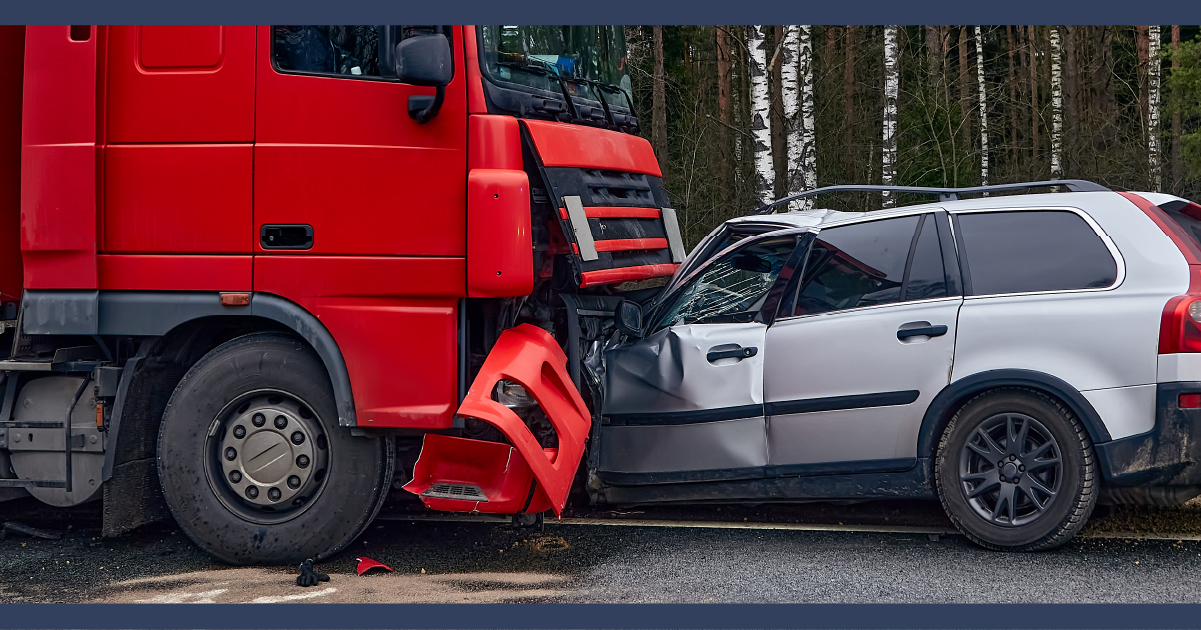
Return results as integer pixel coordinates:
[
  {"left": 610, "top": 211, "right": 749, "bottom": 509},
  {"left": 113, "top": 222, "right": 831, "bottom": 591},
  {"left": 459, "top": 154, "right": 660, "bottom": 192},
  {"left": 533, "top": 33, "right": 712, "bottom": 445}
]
[
  {"left": 1149, "top": 24, "right": 1162, "bottom": 191},
  {"left": 783, "top": 26, "right": 817, "bottom": 208},
  {"left": 881, "top": 26, "right": 899, "bottom": 207},
  {"left": 799, "top": 26, "right": 816, "bottom": 202},
  {"left": 975, "top": 26, "right": 989, "bottom": 188},
  {"left": 1051, "top": 27, "right": 1064, "bottom": 180},
  {"left": 781, "top": 25, "right": 800, "bottom": 192},
  {"left": 749, "top": 25, "right": 774, "bottom": 205}
]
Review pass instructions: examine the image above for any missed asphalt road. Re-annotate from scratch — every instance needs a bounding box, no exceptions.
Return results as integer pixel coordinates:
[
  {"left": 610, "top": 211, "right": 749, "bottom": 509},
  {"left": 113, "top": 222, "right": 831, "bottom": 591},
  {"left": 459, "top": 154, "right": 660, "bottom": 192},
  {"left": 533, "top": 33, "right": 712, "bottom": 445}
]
[{"left": 4, "top": 498, "right": 1201, "bottom": 603}]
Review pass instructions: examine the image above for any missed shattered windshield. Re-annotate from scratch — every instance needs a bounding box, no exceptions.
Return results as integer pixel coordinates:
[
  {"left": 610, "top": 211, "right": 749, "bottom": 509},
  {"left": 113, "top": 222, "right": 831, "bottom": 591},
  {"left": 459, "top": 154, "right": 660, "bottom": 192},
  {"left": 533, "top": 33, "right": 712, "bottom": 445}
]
[
  {"left": 656, "top": 237, "right": 797, "bottom": 328},
  {"left": 478, "top": 25, "right": 633, "bottom": 110}
]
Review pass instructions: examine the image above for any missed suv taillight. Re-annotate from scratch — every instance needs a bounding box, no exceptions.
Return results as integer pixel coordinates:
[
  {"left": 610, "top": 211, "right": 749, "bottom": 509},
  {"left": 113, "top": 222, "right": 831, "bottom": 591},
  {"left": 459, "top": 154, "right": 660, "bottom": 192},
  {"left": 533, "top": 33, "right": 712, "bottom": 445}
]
[
  {"left": 1161, "top": 265, "right": 1201, "bottom": 353},
  {"left": 1161, "top": 295, "right": 1201, "bottom": 353}
]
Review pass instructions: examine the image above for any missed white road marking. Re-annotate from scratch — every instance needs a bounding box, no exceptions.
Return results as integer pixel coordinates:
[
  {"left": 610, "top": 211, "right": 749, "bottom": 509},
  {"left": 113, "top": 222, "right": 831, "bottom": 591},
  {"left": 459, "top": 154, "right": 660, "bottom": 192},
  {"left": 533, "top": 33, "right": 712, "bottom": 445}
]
[
  {"left": 248, "top": 587, "right": 337, "bottom": 603},
  {"left": 135, "top": 588, "right": 228, "bottom": 604}
]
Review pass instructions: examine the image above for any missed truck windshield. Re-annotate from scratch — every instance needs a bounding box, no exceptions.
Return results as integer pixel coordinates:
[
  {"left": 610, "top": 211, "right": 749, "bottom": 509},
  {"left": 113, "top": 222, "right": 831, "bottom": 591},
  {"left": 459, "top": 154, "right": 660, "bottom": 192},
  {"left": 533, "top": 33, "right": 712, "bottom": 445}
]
[{"left": 478, "top": 25, "right": 632, "bottom": 112}]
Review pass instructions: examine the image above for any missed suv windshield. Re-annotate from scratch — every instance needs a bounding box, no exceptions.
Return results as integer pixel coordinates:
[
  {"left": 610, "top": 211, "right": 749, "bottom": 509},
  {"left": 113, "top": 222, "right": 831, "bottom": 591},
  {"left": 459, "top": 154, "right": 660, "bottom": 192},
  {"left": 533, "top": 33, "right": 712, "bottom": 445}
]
[{"left": 478, "top": 25, "right": 633, "bottom": 111}]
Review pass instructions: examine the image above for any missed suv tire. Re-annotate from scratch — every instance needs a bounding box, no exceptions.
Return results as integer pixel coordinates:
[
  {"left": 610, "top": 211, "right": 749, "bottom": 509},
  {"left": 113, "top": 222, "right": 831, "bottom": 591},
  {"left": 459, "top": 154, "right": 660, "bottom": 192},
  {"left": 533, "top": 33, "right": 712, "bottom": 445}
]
[
  {"left": 158, "top": 333, "right": 393, "bottom": 565},
  {"left": 935, "top": 387, "right": 1096, "bottom": 551}
]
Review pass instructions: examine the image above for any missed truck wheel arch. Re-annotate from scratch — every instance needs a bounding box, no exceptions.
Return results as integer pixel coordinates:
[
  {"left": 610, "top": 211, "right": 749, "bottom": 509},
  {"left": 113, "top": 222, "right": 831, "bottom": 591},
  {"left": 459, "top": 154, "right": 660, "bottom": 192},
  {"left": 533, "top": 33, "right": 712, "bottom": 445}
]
[
  {"left": 916, "top": 369, "right": 1112, "bottom": 461},
  {"left": 21, "top": 290, "right": 357, "bottom": 427}
]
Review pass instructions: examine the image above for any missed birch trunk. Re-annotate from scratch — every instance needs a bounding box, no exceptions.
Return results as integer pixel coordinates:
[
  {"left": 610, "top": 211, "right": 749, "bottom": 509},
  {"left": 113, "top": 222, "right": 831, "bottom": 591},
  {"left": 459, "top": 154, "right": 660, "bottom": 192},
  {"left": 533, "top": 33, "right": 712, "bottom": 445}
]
[
  {"left": 783, "top": 26, "right": 816, "bottom": 207},
  {"left": 780, "top": 26, "right": 800, "bottom": 195},
  {"left": 1149, "top": 25, "right": 1161, "bottom": 191},
  {"left": 799, "top": 26, "right": 816, "bottom": 199},
  {"left": 882, "top": 25, "right": 899, "bottom": 208},
  {"left": 975, "top": 26, "right": 989, "bottom": 188},
  {"left": 749, "top": 25, "right": 774, "bottom": 205},
  {"left": 1051, "top": 27, "right": 1063, "bottom": 180}
]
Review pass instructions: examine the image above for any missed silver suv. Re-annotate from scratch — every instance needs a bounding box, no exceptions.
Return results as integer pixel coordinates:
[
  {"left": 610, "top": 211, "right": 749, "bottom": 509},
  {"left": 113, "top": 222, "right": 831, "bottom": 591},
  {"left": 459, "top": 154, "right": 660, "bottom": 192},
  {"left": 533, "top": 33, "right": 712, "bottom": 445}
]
[{"left": 595, "top": 181, "right": 1201, "bottom": 551}]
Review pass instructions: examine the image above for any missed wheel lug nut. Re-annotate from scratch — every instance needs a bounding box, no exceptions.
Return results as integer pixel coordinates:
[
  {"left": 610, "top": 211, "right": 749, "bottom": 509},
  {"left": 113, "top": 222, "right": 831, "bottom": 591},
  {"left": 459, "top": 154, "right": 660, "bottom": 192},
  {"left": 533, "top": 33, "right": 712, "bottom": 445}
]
[
  {"left": 232, "top": 425, "right": 246, "bottom": 439},
  {"left": 268, "top": 487, "right": 282, "bottom": 501},
  {"left": 297, "top": 454, "right": 310, "bottom": 468},
  {"left": 1019, "top": 465, "right": 1025, "bottom": 471},
  {"left": 229, "top": 470, "right": 242, "bottom": 483},
  {"left": 291, "top": 431, "right": 305, "bottom": 445},
  {"left": 224, "top": 447, "right": 237, "bottom": 461},
  {"left": 288, "top": 475, "right": 301, "bottom": 489},
  {"left": 274, "top": 415, "right": 288, "bottom": 430},
  {"left": 246, "top": 485, "right": 259, "bottom": 499},
  {"left": 1009, "top": 455, "right": 1017, "bottom": 461},
  {"left": 999, "top": 476, "right": 1006, "bottom": 483},
  {"left": 252, "top": 413, "right": 266, "bottom": 427}
]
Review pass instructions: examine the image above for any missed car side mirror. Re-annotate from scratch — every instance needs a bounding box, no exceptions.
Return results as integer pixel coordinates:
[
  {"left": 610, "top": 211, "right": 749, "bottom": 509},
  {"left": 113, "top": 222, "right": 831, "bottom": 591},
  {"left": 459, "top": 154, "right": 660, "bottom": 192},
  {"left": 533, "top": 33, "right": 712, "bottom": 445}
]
[
  {"left": 614, "top": 299, "right": 645, "bottom": 338},
  {"left": 396, "top": 33, "right": 452, "bottom": 123}
]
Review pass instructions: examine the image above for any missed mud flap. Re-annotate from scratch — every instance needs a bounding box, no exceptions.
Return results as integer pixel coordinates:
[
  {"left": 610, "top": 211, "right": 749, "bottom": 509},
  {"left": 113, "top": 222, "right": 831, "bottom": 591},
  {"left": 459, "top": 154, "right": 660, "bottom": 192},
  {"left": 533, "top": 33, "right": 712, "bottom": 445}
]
[{"left": 404, "top": 324, "right": 590, "bottom": 516}]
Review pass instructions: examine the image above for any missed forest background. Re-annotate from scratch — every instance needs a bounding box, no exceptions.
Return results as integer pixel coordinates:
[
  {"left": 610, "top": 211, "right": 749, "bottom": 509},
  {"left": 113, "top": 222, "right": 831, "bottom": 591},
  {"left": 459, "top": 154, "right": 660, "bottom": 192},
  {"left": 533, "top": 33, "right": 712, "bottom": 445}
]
[{"left": 624, "top": 26, "right": 1201, "bottom": 246}]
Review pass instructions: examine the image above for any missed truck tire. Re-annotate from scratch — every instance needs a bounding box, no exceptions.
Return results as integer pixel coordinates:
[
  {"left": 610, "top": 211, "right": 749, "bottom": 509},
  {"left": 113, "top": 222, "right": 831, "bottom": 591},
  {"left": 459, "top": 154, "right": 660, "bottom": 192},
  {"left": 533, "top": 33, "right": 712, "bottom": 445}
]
[
  {"left": 935, "top": 388, "right": 1097, "bottom": 551},
  {"left": 157, "top": 333, "right": 393, "bottom": 565}
]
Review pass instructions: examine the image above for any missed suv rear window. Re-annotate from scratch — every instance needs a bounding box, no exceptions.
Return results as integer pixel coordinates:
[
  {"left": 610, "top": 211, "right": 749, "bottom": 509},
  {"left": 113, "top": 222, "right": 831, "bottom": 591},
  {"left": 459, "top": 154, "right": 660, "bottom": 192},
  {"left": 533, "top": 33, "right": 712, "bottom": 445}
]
[{"left": 957, "top": 210, "right": 1117, "bottom": 296}]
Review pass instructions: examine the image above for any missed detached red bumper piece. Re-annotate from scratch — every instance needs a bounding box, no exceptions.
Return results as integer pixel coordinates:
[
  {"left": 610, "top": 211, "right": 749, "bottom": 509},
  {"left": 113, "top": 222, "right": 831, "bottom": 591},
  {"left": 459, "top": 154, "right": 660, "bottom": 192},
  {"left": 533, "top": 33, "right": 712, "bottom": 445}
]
[{"left": 404, "top": 324, "right": 591, "bottom": 516}]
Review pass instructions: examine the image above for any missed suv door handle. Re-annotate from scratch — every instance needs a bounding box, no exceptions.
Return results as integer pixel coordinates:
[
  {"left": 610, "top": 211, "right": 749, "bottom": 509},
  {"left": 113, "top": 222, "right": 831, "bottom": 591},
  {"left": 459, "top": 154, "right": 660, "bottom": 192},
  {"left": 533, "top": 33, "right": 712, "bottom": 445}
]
[
  {"left": 897, "top": 323, "right": 949, "bottom": 340},
  {"left": 707, "top": 346, "right": 758, "bottom": 362}
]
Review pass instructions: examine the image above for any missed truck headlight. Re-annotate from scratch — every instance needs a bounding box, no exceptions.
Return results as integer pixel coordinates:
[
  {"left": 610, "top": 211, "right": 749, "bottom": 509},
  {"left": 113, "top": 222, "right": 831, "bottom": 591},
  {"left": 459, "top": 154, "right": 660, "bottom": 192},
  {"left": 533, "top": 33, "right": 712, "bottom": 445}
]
[{"left": 493, "top": 379, "right": 536, "bottom": 408}]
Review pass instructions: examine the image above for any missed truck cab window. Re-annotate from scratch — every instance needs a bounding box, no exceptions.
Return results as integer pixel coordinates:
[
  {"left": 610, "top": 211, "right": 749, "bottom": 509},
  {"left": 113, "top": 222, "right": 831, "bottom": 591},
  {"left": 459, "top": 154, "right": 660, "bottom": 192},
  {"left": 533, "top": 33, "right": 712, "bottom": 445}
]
[{"left": 273, "top": 26, "right": 382, "bottom": 77}]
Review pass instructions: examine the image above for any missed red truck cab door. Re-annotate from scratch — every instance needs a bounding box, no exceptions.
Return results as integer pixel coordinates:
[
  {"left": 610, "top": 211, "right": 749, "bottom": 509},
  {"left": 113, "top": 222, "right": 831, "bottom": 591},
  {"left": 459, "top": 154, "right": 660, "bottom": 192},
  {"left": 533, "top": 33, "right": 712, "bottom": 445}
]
[{"left": 253, "top": 26, "right": 469, "bottom": 428}]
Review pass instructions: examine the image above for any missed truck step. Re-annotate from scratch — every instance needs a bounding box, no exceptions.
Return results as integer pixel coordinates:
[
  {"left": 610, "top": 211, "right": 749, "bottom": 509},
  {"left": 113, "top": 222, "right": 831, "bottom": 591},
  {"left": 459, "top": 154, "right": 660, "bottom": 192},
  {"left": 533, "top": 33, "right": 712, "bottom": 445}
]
[{"left": 420, "top": 483, "right": 489, "bottom": 502}]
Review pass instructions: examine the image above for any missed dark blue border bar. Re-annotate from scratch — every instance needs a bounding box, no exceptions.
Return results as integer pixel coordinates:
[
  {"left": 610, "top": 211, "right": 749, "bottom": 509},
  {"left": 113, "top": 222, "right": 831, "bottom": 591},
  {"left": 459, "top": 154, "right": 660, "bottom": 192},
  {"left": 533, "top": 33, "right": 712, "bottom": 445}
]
[
  {"left": 5, "top": 603, "right": 1201, "bottom": 630},
  {"left": 2, "top": 0, "right": 1201, "bottom": 26}
]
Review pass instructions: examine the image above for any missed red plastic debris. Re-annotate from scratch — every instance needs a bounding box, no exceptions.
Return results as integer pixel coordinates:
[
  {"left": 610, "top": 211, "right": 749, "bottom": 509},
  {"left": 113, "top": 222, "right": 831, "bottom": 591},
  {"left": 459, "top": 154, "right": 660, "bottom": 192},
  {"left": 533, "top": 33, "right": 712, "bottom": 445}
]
[{"left": 356, "top": 557, "right": 393, "bottom": 576}]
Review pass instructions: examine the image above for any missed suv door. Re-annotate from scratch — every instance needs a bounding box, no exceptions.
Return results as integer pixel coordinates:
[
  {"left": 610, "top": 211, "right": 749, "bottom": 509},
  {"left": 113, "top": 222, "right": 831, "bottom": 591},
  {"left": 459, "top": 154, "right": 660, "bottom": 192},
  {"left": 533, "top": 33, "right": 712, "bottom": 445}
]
[
  {"left": 763, "top": 212, "right": 963, "bottom": 472},
  {"left": 598, "top": 234, "right": 805, "bottom": 481}
]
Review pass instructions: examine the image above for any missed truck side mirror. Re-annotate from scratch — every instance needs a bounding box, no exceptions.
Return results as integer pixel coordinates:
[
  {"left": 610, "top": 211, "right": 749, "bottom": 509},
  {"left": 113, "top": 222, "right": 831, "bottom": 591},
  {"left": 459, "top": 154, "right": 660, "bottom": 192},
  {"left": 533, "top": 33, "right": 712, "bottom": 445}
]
[
  {"left": 614, "top": 299, "right": 645, "bottom": 338},
  {"left": 396, "top": 33, "right": 452, "bottom": 123}
]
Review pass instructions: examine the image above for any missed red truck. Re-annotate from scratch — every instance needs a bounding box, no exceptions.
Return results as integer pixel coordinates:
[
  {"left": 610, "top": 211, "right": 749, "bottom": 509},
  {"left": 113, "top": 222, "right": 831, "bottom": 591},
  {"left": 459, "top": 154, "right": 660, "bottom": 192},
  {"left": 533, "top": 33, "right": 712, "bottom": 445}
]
[{"left": 0, "top": 25, "right": 684, "bottom": 564}]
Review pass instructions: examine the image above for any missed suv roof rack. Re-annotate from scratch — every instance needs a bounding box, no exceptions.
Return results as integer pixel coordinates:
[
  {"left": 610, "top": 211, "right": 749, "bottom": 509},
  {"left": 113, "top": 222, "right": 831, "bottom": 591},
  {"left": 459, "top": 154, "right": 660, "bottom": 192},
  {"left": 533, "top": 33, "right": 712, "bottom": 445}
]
[{"left": 751, "top": 179, "right": 1111, "bottom": 215}]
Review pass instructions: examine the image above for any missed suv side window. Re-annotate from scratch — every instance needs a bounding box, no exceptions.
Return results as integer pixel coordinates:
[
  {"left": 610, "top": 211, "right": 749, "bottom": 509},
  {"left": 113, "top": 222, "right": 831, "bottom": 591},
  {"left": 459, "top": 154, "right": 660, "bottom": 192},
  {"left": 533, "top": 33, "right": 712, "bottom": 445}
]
[
  {"left": 783, "top": 215, "right": 924, "bottom": 317},
  {"left": 655, "top": 236, "right": 798, "bottom": 329},
  {"left": 956, "top": 210, "right": 1117, "bottom": 296},
  {"left": 904, "top": 214, "right": 948, "bottom": 301}
]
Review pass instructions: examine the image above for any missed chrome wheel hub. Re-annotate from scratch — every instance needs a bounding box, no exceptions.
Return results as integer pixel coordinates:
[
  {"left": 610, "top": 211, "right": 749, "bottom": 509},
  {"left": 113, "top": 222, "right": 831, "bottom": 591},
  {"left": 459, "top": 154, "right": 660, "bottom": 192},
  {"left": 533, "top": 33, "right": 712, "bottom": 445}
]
[{"left": 208, "top": 392, "right": 329, "bottom": 520}]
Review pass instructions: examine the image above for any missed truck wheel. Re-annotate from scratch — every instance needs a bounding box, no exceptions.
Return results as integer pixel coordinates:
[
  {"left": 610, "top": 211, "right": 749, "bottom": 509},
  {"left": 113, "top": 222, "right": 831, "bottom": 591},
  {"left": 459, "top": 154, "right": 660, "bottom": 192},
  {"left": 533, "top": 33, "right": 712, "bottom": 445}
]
[
  {"left": 157, "top": 333, "right": 393, "bottom": 565},
  {"left": 934, "top": 388, "right": 1096, "bottom": 551}
]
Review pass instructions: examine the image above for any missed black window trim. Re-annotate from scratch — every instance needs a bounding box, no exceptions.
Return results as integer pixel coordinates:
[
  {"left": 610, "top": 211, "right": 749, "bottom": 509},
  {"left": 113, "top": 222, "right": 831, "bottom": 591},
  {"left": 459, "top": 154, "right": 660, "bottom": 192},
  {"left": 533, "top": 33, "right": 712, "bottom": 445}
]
[
  {"left": 772, "top": 211, "right": 959, "bottom": 322},
  {"left": 949, "top": 206, "right": 1126, "bottom": 299}
]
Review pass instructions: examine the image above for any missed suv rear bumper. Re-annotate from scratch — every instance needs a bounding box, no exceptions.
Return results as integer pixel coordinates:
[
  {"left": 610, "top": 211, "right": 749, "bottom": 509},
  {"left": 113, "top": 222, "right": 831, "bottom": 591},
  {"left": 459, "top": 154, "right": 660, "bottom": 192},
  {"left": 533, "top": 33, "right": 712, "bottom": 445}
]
[{"left": 1097, "top": 381, "right": 1201, "bottom": 486}]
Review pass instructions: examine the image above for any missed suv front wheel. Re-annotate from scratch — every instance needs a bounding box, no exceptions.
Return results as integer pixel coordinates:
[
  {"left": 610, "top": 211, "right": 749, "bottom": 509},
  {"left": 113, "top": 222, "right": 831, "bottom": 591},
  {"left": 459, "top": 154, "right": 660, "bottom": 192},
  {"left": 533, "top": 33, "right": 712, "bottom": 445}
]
[{"left": 935, "top": 388, "right": 1097, "bottom": 551}]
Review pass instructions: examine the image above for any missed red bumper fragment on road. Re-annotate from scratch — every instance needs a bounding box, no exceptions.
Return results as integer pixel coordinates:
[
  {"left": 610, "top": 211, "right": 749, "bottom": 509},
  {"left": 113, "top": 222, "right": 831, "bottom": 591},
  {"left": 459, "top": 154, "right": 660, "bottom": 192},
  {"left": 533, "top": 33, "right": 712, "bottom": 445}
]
[{"left": 404, "top": 324, "right": 591, "bottom": 516}]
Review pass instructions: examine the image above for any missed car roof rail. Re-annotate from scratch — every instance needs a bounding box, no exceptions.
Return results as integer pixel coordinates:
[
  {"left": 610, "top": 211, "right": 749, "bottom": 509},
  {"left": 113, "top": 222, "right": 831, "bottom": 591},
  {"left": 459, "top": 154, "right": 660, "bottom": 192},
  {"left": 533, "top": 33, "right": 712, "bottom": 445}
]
[{"left": 751, "top": 179, "right": 1111, "bottom": 215}]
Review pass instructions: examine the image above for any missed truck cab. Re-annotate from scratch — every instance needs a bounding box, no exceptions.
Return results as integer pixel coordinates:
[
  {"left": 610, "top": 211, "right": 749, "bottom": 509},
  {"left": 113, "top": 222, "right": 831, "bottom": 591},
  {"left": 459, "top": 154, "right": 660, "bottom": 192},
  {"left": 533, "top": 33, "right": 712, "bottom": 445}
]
[{"left": 0, "top": 25, "right": 681, "bottom": 564}]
